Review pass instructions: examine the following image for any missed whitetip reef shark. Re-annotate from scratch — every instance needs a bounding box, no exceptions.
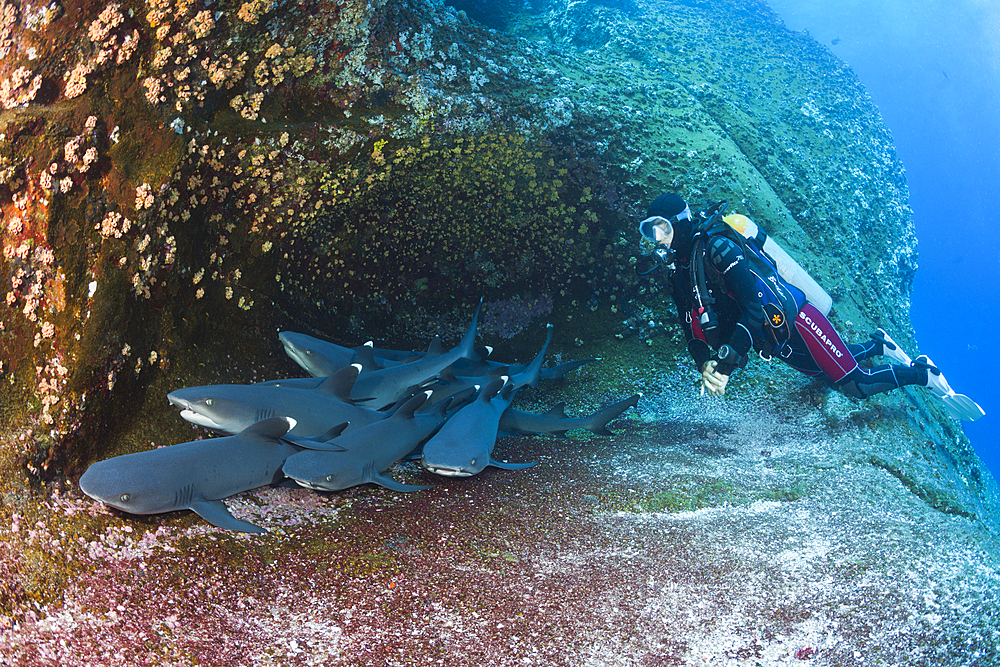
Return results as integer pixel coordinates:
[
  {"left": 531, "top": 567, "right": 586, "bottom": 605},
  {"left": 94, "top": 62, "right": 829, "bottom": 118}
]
[
  {"left": 281, "top": 391, "right": 450, "bottom": 492},
  {"left": 166, "top": 364, "right": 396, "bottom": 437},
  {"left": 282, "top": 301, "right": 483, "bottom": 410},
  {"left": 498, "top": 394, "right": 641, "bottom": 438},
  {"left": 78, "top": 417, "right": 340, "bottom": 534},
  {"left": 420, "top": 376, "right": 535, "bottom": 477}
]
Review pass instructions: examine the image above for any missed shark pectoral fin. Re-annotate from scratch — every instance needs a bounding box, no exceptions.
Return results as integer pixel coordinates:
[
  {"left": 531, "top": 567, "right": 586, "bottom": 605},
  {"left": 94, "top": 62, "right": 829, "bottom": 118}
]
[
  {"left": 281, "top": 431, "right": 348, "bottom": 451},
  {"left": 294, "top": 440, "right": 348, "bottom": 452},
  {"left": 370, "top": 472, "right": 435, "bottom": 493},
  {"left": 488, "top": 458, "right": 537, "bottom": 471},
  {"left": 189, "top": 499, "right": 267, "bottom": 534}
]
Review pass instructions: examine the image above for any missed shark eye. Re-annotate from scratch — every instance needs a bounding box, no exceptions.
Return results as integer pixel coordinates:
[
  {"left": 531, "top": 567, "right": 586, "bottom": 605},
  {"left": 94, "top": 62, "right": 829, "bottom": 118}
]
[
  {"left": 470, "top": 458, "right": 477, "bottom": 466},
  {"left": 325, "top": 475, "right": 333, "bottom": 482},
  {"left": 119, "top": 493, "right": 131, "bottom": 503},
  {"left": 305, "top": 350, "right": 314, "bottom": 356},
  {"left": 205, "top": 398, "right": 213, "bottom": 406}
]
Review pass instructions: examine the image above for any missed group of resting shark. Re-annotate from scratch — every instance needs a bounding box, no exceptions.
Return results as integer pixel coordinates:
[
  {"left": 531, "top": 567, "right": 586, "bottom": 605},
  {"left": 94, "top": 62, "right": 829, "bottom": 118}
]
[{"left": 79, "top": 302, "right": 641, "bottom": 533}]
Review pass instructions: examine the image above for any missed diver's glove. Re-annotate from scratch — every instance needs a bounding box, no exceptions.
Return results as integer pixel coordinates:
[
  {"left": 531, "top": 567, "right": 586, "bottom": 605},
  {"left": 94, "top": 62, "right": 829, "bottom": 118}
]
[{"left": 700, "top": 360, "right": 730, "bottom": 396}]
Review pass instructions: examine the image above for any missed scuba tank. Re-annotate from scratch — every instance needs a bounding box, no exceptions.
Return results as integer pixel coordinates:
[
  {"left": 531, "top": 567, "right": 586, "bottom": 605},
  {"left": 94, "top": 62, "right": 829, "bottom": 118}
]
[{"left": 722, "top": 213, "right": 833, "bottom": 315}]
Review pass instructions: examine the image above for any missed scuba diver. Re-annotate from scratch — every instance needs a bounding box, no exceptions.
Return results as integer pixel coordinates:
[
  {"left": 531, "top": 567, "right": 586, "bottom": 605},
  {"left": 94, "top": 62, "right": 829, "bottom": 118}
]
[{"left": 638, "top": 193, "right": 984, "bottom": 421}]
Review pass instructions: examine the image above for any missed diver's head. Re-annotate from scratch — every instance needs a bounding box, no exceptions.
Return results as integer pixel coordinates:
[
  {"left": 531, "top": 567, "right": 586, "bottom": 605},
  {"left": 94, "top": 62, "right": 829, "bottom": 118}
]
[
  {"left": 646, "top": 193, "right": 691, "bottom": 227},
  {"left": 639, "top": 193, "right": 691, "bottom": 266}
]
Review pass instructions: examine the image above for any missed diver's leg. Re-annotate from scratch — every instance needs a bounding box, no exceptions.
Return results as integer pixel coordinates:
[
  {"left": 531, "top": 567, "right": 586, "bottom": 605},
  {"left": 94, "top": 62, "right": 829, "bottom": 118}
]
[
  {"left": 845, "top": 328, "right": 911, "bottom": 364},
  {"left": 847, "top": 340, "right": 880, "bottom": 362},
  {"left": 792, "top": 304, "right": 859, "bottom": 383},
  {"left": 835, "top": 364, "right": 927, "bottom": 399}
]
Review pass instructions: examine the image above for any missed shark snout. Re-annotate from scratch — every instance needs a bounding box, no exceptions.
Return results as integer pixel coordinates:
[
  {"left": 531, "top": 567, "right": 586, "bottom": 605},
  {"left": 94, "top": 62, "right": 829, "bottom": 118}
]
[{"left": 166, "top": 393, "right": 226, "bottom": 430}]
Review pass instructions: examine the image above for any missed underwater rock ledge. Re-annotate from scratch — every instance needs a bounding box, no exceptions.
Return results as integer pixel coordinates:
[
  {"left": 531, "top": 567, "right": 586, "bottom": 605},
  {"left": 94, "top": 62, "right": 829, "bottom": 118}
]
[{"left": 0, "top": 0, "right": 997, "bottom": 662}]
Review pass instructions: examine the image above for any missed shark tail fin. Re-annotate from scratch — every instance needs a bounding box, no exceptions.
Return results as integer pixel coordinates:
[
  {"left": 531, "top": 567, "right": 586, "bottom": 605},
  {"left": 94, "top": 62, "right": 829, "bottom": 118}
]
[
  {"left": 583, "top": 394, "right": 640, "bottom": 436},
  {"left": 513, "top": 324, "right": 554, "bottom": 389},
  {"left": 456, "top": 299, "right": 482, "bottom": 360}
]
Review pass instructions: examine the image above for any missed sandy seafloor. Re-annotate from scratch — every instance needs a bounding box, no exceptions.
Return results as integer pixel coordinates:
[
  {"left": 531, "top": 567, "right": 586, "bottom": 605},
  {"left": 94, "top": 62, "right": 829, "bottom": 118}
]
[{"left": 2, "top": 361, "right": 998, "bottom": 667}]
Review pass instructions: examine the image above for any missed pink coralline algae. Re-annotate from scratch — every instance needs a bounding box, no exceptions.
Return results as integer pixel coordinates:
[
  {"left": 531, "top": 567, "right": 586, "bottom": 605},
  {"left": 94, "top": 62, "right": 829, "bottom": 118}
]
[
  {"left": 87, "top": 3, "right": 123, "bottom": 43},
  {"left": 0, "top": 66, "right": 42, "bottom": 109},
  {"left": 87, "top": 2, "right": 139, "bottom": 67},
  {"left": 64, "top": 63, "right": 92, "bottom": 99}
]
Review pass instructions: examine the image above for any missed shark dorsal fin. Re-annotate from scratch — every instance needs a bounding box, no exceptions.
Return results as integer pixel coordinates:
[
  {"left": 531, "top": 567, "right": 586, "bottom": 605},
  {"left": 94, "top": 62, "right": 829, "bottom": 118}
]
[
  {"left": 424, "top": 336, "right": 444, "bottom": 357},
  {"left": 474, "top": 345, "right": 493, "bottom": 360},
  {"left": 480, "top": 377, "right": 506, "bottom": 402},
  {"left": 432, "top": 396, "right": 452, "bottom": 416},
  {"left": 393, "top": 391, "right": 431, "bottom": 420},
  {"left": 512, "top": 323, "right": 553, "bottom": 389},
  {"left": 243, "top": 416, "right": 296, "bottom": 440},
  {"left": 317, "top": 421, "right": 350, "bottom": 441},
  {"left": 545, "top": 402, "right": 568, "bottom": 419},
  {"left": 540, "top": 357, "right": 599, "bottom": 381},
  {"left": 351, "top": 344, "right": 383, "bottom": 372},
  {"left": 317, "top": 363, "right": 362, "bottom": 401},
  {"left": 448, "top": 386, "right": 477, "bottom": 410},
  {"left": 500, "top": 382, "right": 516, "bottom": 402}
]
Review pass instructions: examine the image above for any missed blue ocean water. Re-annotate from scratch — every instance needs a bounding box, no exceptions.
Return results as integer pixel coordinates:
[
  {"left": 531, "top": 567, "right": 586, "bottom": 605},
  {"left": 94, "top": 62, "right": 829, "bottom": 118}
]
[{"left": 765, "top": 0, "right": 1000, "bottom": 485}]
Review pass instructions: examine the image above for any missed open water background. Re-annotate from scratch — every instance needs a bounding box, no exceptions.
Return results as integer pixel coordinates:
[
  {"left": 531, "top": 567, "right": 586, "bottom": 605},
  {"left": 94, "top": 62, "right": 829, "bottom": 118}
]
[{"left": 763, "top": 0, "right": 1000, "bottom": 487}]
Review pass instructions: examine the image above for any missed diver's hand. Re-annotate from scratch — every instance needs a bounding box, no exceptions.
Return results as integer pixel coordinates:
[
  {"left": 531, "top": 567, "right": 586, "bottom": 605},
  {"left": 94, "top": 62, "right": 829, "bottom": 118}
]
[{"left": 700, "top": 360, "right": 730, "bottom": 396}]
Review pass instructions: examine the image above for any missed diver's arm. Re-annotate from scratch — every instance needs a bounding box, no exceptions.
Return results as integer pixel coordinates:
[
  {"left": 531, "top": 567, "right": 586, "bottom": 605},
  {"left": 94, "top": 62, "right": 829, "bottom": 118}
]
[
  {"left": 671, "top": 273, "right": 713, "bottom": 370},
  {"left": 707, "top": 236, "right": 763, "bottom": 375}
]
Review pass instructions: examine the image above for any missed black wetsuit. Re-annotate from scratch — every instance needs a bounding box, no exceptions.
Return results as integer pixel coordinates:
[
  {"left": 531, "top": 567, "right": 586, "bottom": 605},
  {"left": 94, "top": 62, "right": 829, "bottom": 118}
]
[{"left": 666, "top": 219, "right": 926, "bottom": 398}]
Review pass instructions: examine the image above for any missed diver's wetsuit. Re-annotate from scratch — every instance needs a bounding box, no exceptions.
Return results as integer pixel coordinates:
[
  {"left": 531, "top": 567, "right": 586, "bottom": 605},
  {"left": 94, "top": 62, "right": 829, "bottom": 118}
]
[{"left": 667, "top": 220, "right": 927, "bottom": 398}]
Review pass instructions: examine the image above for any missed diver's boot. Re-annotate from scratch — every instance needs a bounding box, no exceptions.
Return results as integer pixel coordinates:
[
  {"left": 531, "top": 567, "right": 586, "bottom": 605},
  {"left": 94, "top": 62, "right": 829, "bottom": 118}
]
[
  {"left": 913, "top": 355, "right": 950, "bottom": 397},
  {"left": 870, "top": 328, "right": 912, "bottom": 366},
  {"left": 912, "top": 355, "right": 985, "bottom": 421}
]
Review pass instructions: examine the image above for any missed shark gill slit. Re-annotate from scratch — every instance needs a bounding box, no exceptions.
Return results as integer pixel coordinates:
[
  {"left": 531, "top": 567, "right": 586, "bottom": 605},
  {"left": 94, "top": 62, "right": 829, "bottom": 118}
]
[{"left": 175, "top": 483, "right": 194, "bottom": 508}]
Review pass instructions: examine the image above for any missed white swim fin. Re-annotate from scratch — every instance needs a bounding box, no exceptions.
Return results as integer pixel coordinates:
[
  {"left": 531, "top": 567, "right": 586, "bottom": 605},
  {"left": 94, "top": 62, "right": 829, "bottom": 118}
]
[
  {"left": 914, "top": 355, "right": 985, "bottom": 421},
  {"left": 871, "top": 328, "right": 913, "bottom": 366}
]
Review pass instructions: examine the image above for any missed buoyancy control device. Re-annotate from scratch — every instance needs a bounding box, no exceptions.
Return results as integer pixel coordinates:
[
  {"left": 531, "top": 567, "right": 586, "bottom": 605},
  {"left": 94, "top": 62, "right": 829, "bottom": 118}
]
[
  {"left": 687, "top": 201, "right": 833, "bottom": 355},
  {"left": 721, "top": 213, "right": 833, "bottom": 315}
]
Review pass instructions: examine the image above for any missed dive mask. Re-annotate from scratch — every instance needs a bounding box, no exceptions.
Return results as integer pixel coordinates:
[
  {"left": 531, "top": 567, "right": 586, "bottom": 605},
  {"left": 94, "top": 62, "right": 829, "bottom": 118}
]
[{"left": 639, "top": 215, "right": 677, "bottom": 270}]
